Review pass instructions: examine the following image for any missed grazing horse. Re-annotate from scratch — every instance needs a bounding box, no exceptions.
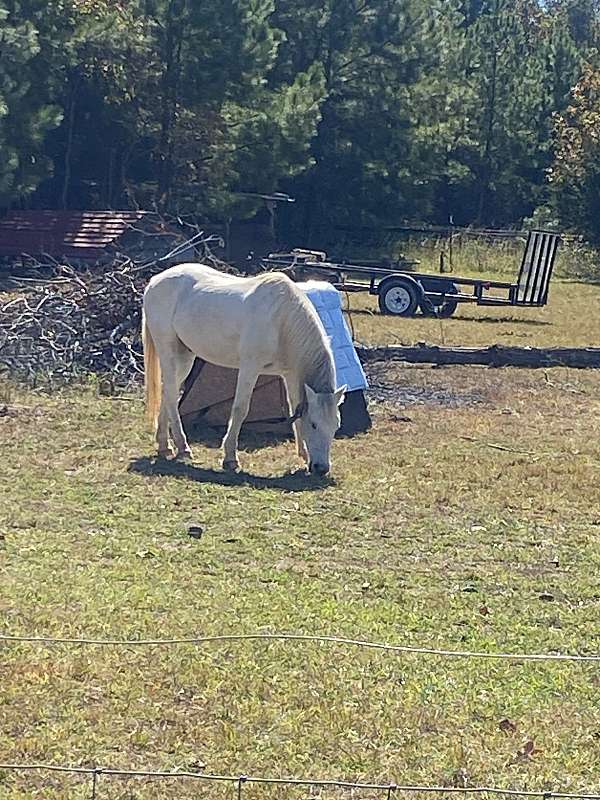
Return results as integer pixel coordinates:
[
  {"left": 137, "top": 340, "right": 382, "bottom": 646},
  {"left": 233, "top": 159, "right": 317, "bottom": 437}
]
[{"left": 142, "top": 263, "right": 346, "bottom": 475}]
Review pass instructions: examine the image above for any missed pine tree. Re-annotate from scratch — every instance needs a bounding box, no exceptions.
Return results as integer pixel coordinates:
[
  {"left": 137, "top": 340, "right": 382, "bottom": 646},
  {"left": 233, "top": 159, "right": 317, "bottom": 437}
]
[
  {"left": 436, "top": 0, "right": 580, "bottom": 225},
  {"left": 0, "top": 1, "right": 64, "bottom": 205},
  {"left": 117, "top": 0, "right": 323, "bottom": 220},
  {"left": 273, "top": 0, "right": 444, "bottom": 244}
]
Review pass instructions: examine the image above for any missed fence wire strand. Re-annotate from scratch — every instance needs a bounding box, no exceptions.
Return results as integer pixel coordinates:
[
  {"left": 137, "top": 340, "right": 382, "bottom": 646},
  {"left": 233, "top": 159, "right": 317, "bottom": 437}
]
[
  {"left": 1, "top": 631, "right": 599, "bottom": 662},
  {"left": 1, "top": 764, "right": 599, "bottom": 800}
]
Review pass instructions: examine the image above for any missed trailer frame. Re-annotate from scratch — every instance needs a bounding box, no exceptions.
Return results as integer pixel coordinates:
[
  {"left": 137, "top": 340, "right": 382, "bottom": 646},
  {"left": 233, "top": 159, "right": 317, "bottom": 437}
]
[{"left": 262, "top": 230, "right": 561, "bottom": 318}]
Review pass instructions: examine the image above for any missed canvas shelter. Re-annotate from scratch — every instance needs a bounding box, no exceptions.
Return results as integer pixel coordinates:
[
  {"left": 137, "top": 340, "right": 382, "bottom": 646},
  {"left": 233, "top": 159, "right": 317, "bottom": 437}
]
[{"left": 179, "top": 281, "right": 371, "bottom": 438}]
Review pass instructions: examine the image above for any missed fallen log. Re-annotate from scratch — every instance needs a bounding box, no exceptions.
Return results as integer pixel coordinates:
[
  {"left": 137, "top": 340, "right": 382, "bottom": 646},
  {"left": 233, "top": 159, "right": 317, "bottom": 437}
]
[{"left": 356, "top": 344, "right": 600, "bottom": 369}]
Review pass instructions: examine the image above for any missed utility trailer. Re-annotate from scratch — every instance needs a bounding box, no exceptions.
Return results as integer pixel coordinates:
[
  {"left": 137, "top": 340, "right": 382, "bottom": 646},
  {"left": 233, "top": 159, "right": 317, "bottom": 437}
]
[{"left": 263, "top": 230, "right": 561, "bottom": 318}]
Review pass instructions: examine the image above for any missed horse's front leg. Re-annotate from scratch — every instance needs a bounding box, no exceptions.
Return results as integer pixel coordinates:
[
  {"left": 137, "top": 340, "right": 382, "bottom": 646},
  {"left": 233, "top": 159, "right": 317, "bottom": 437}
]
[
  {"left": 284, "top": 379, "right": 308, "bottom": 464},
  {"left": 222, "top": 365, "right": 259, "bottom": 471},
  {"left": 293, "top": 420, "right": 308, "bottom": 464}
]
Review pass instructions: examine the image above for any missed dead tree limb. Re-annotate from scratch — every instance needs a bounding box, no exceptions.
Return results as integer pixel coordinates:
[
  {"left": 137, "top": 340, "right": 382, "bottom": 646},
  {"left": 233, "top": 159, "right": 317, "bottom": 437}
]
[{"left": 356, "top": 344, "right": 600, "bottom": 369}]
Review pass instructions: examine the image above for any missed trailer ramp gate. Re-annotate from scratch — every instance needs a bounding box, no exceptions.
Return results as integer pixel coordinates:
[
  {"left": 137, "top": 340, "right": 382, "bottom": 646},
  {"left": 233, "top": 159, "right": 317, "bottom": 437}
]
[{"left": 515, "top": 231, "right": 560, "bottom": 306}]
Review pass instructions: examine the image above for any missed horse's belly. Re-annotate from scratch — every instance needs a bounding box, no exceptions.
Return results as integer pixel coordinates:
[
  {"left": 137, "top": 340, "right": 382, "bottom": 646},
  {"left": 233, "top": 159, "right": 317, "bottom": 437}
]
[{"left": 174, "top": 315, "right": 242, "bottom": 368}]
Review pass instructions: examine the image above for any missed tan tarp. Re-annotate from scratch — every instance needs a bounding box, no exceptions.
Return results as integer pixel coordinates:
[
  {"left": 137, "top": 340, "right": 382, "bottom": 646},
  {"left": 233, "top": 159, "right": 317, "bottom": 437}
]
[
  {"left": 179, "top": 359, "right": 371, "bottom": 438},
  {"left": 179, "top": 360, "right": 290, "bottom": 433}
]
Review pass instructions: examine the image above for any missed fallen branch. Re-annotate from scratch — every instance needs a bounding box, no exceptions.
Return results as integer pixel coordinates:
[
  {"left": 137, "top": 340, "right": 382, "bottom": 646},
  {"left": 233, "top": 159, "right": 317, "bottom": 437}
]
[{"left": 357, "top": 344, "right": 600, "bottom": 369}]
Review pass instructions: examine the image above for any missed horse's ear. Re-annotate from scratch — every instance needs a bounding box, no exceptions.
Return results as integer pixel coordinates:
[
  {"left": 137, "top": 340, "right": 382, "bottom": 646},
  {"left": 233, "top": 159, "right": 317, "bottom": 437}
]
[
  {"left": 304, "top": 384, "right": 318, "bottom": 405},
  {"left": 334, "top": 385, "right": 347, "bottom": 406}
]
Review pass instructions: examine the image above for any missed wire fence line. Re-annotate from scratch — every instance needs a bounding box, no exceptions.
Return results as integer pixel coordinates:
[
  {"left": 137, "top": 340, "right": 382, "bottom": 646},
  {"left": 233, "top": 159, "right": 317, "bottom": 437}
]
[
  {"left": 1, "top": 631, "right": 599, "bottom": 663},
  {"left": 2, "top": 763, "right": 600, "bottom": 800}
]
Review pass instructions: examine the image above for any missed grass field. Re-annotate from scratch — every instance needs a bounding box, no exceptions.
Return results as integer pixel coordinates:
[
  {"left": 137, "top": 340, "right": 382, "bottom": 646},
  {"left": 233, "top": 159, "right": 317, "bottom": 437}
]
[{"left": 1, "top": 262, "right": 600, "bottom": 799}]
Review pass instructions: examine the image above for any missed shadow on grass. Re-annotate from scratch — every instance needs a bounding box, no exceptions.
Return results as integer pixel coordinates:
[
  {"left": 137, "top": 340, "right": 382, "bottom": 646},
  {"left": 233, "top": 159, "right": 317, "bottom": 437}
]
[
  {"left": 183, "top": 424, "right": 291, "bottom": 454},
  {"left": 346, "top": 308, "right": 551, "bottom": 325},
  {"left": 128, "top": 456, "right": 333, "bottom": 493},
  {"left": 451, "top": 314, "right": 552, "bottom": 326}
]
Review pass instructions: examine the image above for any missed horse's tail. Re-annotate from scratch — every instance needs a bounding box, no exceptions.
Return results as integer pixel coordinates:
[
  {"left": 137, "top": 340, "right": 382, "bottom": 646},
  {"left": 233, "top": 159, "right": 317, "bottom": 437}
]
[{"left": 142, "top": 311, "right": 161, "bottom": 431}]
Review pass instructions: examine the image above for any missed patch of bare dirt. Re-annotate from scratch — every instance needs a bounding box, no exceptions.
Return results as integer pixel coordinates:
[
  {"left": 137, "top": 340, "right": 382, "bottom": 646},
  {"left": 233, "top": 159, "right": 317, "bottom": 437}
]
[{"left": 365, "top": 362, "right": 488, "bottom": 409}]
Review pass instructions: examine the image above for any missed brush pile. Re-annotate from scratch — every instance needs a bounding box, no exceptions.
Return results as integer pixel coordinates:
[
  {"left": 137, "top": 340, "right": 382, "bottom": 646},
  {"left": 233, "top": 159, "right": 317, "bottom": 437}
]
[{"left": 0, "top": 234, "right": 229, "bottom": 389}]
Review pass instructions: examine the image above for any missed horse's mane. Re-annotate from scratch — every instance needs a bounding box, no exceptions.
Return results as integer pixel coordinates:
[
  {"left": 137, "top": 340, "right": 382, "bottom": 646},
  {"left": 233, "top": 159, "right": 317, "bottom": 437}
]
[{"left": 258, "top": 272, "right": 335, "bottom": 393}]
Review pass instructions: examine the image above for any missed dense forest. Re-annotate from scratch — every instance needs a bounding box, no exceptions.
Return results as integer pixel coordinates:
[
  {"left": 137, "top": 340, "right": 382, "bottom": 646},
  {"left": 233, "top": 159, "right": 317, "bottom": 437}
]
[{"left": 1, "top": 0, "right": 599, "bottom": 243}]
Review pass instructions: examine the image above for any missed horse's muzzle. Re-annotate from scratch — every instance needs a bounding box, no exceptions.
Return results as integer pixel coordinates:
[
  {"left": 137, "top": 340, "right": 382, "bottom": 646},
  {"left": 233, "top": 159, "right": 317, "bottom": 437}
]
[{"left": 309, "top": 462, "right": 329, "bottom": 477}]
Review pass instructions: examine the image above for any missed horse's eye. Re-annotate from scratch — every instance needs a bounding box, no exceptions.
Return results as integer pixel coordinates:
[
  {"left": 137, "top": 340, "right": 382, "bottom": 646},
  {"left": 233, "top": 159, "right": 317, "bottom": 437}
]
[{"left": 311, "top": 422, "right": 317, "bottom": 430}]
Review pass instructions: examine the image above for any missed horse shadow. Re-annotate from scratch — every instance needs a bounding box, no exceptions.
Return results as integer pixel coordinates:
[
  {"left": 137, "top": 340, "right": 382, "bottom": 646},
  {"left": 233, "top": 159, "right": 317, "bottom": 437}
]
[
  {"left": 183, "top": 423, "right": 292, "bottom": 454},
  {"left": 128, "top": 455, "right": 333, "bottom": 493}
]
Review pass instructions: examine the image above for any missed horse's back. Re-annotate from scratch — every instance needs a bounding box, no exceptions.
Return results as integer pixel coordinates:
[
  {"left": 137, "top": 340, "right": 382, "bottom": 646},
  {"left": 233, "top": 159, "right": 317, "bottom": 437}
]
[
  {"left": 144, "top": 263, "right": 301, "bottom": 317},
  {"left": 145, "top": 262, "right": 236, "bottom": 296},
  {"left": 142, "top": 263, "right": 325, "bottom": 371},
  {"left": 144, "top": 263, "right": 292, "bottom": 369}
]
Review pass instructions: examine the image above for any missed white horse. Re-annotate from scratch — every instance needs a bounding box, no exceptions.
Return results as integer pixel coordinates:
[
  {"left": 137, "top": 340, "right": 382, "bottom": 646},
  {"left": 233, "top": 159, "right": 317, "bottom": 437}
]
[{"left": 142, "top": 263, "right": 346, "bottom": 476}]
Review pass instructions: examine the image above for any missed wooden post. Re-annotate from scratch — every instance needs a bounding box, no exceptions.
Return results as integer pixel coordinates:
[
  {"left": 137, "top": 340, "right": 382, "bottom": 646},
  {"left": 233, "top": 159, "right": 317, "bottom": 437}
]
[
  {"left": 448, "top": 214, "right": 454, "bottom": 272},
  {"left": 225, "top": 218, "right": 231, "bottom": 262}
]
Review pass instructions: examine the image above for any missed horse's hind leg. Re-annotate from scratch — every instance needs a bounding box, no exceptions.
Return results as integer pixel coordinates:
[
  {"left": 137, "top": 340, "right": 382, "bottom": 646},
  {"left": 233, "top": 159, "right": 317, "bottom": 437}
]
[
  {"left": 158, "top": 337, "right": 195, "bottom": 459},
  {"left": 222, "top": 364, "right": 259, "bottom": 471},
  {"left": 156, "top": 403, "right": 172, "bottom": 458}
]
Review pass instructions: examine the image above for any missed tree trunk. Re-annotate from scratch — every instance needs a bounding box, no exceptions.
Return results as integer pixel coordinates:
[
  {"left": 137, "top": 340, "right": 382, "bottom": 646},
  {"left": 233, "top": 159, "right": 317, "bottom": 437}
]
[
  {"left": 477, "top": 0, "right": 501, "bottom": 224},
  {"left": 157, "top": 0, "right": 184, "bottom": 210},
  {"left": 357, "top": 344, "right": 600, "bottom": 369},
  {"left": 61, "top": 86, "right": 77, "bottom": 209}
]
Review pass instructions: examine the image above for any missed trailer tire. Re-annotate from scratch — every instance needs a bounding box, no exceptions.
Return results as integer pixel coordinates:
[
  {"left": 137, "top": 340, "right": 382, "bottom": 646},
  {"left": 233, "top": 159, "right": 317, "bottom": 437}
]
[
  {"left": 437, "top": 296, "right": 459, "bottom": 318},
  {"left": 421, "top": 295, "right": 459, "bottom": 318},
  {"left": 378, "top": 278, "right": 420, "bottom": 316}
]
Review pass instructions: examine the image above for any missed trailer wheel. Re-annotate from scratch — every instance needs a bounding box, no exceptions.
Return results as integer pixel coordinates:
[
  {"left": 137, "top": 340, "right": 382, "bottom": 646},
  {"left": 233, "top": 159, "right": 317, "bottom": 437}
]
[
  {"left": 420, "top": 282, "right": 459, "bottom": 318},
  {"left": 437, "top": 296, "right": 459, "bottom": 318},
  {"left": 378, "top": 278, "right": 420, "bottom": 316},
  {"left": 421, "top": 295, "right": 459, "bottom": 318}
]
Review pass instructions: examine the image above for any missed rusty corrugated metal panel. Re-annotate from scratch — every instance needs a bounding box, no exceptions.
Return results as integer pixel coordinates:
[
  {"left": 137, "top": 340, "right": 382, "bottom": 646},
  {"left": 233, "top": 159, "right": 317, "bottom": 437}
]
[{"left": 0, "top": 210, "right": 148, "bottom": 259}]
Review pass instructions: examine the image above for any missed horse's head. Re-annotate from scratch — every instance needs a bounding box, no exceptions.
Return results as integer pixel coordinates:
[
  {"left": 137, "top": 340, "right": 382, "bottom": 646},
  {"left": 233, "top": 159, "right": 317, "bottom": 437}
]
[{"left": 297, "top": 383, "right": 347, "bottom": 476}]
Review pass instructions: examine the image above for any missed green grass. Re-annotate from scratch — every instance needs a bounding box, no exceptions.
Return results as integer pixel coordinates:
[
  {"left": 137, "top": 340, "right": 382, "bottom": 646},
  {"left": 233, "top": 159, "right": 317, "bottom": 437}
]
[
  {"left": 1, "top": 360, "right": 600, "bottom": 799},
  {"left": 1, "top": 255, "right": 600, "bottom": 799}
]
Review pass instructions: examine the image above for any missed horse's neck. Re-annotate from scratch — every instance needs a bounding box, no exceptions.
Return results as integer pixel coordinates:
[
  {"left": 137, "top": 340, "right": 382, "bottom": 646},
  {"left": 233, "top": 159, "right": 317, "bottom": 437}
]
[
  {"left": 301, "top": 358, "right": 334, "bottom": 394},
  {"left": 280, "top": 290, "right": 335, "bottom": 393},
  {"left": 294, "top": 329, "right": 335, "bottom": 395}
]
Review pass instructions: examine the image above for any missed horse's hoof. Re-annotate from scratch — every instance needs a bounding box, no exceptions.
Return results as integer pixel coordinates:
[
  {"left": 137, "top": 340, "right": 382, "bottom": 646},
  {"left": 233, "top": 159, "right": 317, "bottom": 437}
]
[
  {"left": 157, "top": 448, "right": 173, "bottom": 460},
  {"left": 222, "top": 459, "right": 240, "bottom": 472},
  {"left": 175, "top": 449, "right": 193, "bottom": 461}
]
